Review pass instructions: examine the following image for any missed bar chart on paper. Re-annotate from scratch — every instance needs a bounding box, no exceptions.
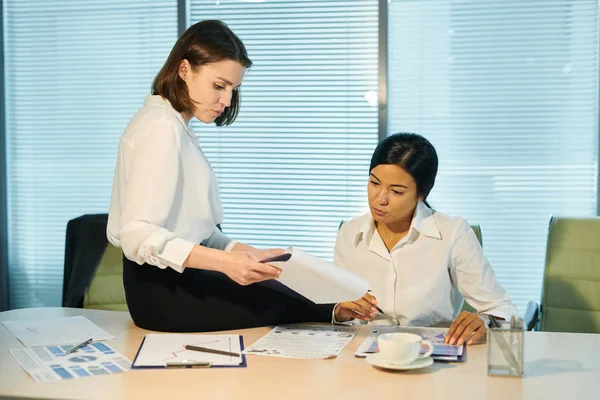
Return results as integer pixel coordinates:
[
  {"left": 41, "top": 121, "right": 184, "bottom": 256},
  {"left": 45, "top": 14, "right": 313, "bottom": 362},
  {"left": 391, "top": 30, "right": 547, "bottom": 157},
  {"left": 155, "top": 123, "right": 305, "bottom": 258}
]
[{"left": 9, "top": 342, "right": 131, "bottom": 383}]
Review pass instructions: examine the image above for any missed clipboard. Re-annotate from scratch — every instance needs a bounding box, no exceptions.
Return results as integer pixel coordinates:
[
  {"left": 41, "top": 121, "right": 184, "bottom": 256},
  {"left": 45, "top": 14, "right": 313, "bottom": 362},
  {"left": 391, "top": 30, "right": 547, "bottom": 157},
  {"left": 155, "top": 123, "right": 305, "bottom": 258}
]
[{"left": 131, "top": 334, "right": 247, "bottom": 369}]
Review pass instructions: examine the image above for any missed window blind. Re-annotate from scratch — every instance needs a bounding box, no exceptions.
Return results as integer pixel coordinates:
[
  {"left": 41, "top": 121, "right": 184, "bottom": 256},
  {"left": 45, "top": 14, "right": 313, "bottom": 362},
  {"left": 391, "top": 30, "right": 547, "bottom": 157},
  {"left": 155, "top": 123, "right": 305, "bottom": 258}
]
[
  {"left": 387, "top": 0, "right": 599, "bottom": 312},
  {"left": 4, "top": 0, "right": 177, "bottom": 308},
  {"left": 189, "top": 0, "right": 380, "bottom": 260}
]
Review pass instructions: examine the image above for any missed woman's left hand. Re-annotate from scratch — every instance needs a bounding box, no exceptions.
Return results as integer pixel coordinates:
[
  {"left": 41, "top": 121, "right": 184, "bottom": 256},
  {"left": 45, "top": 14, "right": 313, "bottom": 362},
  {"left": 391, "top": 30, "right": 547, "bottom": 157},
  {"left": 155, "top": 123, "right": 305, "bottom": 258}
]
[{"left": 444, "top": 311, "right": 487, "bottom": 346}]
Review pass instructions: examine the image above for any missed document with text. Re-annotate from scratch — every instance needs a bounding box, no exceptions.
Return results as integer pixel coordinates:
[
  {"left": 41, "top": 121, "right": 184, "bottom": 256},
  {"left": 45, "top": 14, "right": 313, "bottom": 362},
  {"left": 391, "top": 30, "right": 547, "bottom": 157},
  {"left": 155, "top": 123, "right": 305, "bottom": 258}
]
[
  {"left": 243, "top": 324, "right": 358, "bottom": 359},
  {"left": 1, "top": 316, "right": 115, "bottom": 347}
]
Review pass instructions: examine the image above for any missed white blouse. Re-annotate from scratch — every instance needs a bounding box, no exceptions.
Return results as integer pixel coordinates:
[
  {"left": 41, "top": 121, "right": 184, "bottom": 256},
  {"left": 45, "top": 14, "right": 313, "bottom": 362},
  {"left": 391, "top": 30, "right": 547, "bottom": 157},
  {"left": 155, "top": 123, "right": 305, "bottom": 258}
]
[
  {"left": 334, "top": 202, "right": 519, "bottom": 327},
  {"left": 107, "top": 95, "right": 235, "bottom": 273}
]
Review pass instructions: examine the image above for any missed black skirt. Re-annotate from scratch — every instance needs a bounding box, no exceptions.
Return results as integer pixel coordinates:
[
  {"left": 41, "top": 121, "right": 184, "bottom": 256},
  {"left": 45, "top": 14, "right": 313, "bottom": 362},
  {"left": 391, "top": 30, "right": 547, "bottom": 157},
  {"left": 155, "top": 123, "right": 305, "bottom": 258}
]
[{"left": 122, "top": 255, "right": 334, "bottom": 332}]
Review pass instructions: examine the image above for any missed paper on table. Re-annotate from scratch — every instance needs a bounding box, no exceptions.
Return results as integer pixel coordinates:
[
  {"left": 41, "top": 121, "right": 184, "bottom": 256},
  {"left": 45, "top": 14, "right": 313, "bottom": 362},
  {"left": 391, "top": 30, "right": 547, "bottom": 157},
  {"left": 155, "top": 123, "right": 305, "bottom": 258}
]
[
  {"left": 1, "top": 316, "right": 115, "bottom": 347},
  {"left": 9, "top": 341, "right": 131, "bottom": 383},
  {"left": 132, "top": 334, "right": 243, "bottom": 367},
  {"left": 270, "top": 247, "right": 369, "bottom": 304},
  {"left": 242, "top": 324, "right": 358, "bottom": 359},
  {"left": 355, "top": 326, "right": 464, "bottom": 361}
]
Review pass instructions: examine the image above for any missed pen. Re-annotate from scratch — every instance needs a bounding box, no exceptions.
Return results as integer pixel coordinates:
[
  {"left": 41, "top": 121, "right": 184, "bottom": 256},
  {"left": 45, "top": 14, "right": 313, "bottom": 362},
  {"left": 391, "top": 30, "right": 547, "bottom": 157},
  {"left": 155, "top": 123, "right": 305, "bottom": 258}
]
[
  {"left": 65, "top": 338, "right": 93, "bottom": 354},
  {"left": 488, "top": 315, "right": 501, "bottom": 328},
  {"left": 184, "top": 345, "right": 240, "bottom": 358},
  {"left": 366, "top": 290, "right": 385, "bottom": 314},
  {"left": 373, "top": 304, "right": 385, "bottom": 314}
]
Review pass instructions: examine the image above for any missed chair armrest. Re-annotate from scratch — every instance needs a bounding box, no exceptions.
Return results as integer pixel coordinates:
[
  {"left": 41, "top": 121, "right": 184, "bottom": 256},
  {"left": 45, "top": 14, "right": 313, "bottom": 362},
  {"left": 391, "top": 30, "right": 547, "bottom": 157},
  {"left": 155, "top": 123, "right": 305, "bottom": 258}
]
[{"left": 523, "top": 301, "right": 539, "bottom": 331}]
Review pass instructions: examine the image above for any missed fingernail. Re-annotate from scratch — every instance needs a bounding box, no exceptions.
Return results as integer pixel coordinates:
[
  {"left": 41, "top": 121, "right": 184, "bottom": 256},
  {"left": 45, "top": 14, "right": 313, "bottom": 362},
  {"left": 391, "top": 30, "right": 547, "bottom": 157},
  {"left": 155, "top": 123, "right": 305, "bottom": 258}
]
[
  {"left": 457, "top": 339, "right": 463, "bottom": 346},
  {"left": 467, "top": 340, "right": 473, "bottom": 345},
  {"left": 450, "top": 337, "right": 455, "bottom": 344},
  {"left": 371, "top": 307, "right": 377, "bottom": 312}
]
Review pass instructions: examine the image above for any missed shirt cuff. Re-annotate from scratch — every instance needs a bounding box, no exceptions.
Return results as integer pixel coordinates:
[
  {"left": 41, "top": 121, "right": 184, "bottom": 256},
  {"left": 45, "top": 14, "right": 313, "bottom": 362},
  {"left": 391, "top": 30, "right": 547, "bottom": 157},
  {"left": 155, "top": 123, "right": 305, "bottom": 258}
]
[
  {"left": 331, "top": 303, "right": 340, "bottom": 323},
  {"left": 153, "top": 237, "right": 195, "bottom": 273},
  {"left": 201, "top": 227, "right": 235, "bottom": 251},
  {"left": 224, "top": 240, "right": 237, "bottom": 252},
  {"left": 330, "top": 303, "right": 356, "bottom": 325}
]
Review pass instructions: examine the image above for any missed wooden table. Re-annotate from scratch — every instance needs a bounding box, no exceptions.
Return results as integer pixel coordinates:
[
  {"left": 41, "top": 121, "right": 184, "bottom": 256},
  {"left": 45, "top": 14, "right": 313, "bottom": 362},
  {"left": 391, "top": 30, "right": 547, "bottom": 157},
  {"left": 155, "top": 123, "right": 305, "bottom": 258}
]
[{"left": 1, "top": 308, "right": 598, "bottom": 400}]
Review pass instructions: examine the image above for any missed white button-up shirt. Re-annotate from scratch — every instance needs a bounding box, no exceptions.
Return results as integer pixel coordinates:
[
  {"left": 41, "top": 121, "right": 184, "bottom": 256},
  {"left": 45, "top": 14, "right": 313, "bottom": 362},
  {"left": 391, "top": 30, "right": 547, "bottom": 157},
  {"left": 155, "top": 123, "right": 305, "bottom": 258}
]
[
  {"left": 107, "top": 95, "right": 235, "bottom": 273},
  {"left": 334, "top": 202, "right": 518, "bottom": 327}
]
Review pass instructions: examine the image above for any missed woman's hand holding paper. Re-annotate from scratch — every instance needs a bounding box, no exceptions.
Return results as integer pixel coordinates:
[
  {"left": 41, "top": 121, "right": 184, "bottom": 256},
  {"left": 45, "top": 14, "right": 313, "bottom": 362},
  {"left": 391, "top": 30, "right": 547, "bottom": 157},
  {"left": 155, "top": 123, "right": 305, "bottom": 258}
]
[{"left": 216, "top": 249, "right": 284, "bottom": 286}]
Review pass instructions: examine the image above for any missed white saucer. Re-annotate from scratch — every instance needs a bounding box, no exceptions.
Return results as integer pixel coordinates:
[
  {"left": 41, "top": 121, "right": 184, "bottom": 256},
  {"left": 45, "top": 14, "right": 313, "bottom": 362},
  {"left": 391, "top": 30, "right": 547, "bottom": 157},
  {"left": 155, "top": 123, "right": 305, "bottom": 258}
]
[{"left": 366, "top": 353, "right": 434, "bottom": 371}]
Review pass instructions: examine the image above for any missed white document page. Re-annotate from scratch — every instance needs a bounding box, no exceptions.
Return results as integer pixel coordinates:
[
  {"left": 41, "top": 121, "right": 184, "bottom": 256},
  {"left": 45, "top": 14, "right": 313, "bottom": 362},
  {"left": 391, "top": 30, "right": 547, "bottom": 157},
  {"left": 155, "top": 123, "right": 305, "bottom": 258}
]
[
  {"left": 272, "top": 247, "right": 369, "bottom": 304},
  {"left": 1, "top": 316, "right": 116, "bottom": 347},
  {"left": 9, "top": 341, "right": 131, "bottom": 383},
  {"left": 242, "top": 324, "right": 358, "bottom": 359},
  {"left": 133, "top": 334, "right": 243, "bottom": 367}
]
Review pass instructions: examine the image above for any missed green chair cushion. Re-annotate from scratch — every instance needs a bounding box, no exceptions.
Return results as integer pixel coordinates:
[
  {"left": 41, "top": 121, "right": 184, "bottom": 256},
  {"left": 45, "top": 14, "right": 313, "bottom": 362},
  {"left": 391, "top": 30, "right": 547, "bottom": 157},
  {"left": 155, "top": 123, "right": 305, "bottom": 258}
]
[
  {"left": 83, "top": 243, "right": 128, "bottom": 312},
  {"left": 541, "top": 217, "right": 600, "bottom": 333}
]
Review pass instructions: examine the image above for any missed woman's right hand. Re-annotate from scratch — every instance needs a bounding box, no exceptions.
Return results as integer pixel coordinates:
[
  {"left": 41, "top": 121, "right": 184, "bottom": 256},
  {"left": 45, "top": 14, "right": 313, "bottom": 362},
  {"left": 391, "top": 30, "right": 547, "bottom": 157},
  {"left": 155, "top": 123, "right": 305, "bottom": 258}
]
[
  {"left": 219, "top": 250, "right": 282, "bottom": 286},
  {"left": 334, "top": 293, "right": 379, "bottom": 322}
]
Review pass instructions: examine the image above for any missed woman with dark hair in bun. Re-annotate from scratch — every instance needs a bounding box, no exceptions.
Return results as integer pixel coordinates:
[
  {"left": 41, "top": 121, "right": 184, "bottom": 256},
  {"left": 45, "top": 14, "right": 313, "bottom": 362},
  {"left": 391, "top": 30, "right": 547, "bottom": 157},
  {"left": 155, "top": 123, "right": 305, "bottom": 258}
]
[{"left": 333, "top": 133, "right": 518, "bottom": 346}]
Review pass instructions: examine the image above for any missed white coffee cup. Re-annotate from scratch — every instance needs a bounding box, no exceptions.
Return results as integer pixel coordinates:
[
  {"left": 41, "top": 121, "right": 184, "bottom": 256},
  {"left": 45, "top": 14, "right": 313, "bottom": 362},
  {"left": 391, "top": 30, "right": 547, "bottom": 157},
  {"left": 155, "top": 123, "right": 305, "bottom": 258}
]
[{"left": 377, "top": 332, "right": 434, "bottom": 365}]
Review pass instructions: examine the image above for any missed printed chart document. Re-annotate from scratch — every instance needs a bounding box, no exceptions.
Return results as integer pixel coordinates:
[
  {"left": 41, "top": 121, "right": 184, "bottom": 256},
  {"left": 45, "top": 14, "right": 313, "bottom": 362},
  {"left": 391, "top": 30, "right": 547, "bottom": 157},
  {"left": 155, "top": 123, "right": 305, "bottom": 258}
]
[
  {"left": 132, "top": 334, "right": 245, "bottom": 368},
  {"left": 243, "top": 324, "right": 358, "bottom": 359},
  {"left": 9, "top": 341, "right": 131, "bottom": 383},
  {"left": 1, "top": 316, "right": 116, "bottom": 347},
  {"left": 355, "top": 326, "right": 465, "bottom": 361},
  {"left": 271, "top": 247, "right": 369, "bottom": 303}
]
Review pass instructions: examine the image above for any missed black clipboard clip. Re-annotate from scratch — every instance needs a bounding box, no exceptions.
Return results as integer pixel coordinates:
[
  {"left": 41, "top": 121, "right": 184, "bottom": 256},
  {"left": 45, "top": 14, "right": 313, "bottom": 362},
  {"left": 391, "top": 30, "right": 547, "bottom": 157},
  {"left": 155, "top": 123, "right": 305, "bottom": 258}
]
[{"left": 259, "top": 253, "right": 292, "bottom": 263}]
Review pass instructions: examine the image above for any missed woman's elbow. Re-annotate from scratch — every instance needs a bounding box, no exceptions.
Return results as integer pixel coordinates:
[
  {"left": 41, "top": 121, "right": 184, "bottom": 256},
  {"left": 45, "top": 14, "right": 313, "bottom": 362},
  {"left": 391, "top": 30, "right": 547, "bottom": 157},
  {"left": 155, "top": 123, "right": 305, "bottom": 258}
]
[{"left": 117, "top": 231, "right": 146, "bottom": 265}]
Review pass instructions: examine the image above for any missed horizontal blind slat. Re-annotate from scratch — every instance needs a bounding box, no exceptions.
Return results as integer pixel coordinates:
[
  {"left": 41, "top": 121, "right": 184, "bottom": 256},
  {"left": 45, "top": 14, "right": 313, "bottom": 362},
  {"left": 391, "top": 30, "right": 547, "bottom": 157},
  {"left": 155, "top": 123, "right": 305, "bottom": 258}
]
[
  {"left": 388, "top": 0, "right": 599, "bottom": 314},
  {"left": 190, "top": 0, "right": 379, "bottom": 265},
  {"left": 5, "top": 0, "right": 177, "bottom": 308}
]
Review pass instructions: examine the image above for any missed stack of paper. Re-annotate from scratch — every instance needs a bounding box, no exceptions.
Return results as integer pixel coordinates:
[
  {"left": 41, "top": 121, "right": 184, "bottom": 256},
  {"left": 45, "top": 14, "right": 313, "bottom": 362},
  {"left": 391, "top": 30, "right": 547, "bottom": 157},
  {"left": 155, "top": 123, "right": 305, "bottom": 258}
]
[{"left": 2, "top": 316, "right": 130, "bottom": 382}]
